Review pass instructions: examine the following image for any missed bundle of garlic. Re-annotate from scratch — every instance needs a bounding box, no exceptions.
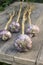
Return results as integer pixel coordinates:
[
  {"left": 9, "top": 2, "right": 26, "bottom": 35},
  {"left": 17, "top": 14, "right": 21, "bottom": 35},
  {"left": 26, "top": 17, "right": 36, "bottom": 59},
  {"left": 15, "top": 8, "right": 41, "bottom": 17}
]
[
  {"left": 26, "top": 4, "right": 39, "bottom": 37},
  {"left": 14, "top": 8, "right": 32, "bottom": 52},
  {"left": 0, "top": 11, "right": 15, "bottom": 41},
  {"left": 9, "top": 2, "right": 22, "bottom": 33}
]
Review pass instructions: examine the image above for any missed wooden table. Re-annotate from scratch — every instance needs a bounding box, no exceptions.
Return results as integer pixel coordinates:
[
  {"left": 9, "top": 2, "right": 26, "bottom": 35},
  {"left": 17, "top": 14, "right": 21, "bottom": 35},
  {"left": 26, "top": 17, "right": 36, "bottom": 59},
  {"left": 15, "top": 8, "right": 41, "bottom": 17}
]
[{"left": 0, "top": 2, "right": 43, "bottom": 65}]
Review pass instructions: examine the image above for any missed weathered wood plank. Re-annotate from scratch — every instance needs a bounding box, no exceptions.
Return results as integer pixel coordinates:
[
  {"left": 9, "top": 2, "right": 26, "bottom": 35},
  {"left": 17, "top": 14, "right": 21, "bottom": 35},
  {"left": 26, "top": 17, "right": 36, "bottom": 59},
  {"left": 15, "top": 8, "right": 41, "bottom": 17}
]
[
  {"left": 0, "top": 32, "right": 20, "bottom": 64},
  {"left": 37, "top": 44, "right": 43, "bottom": 65}
]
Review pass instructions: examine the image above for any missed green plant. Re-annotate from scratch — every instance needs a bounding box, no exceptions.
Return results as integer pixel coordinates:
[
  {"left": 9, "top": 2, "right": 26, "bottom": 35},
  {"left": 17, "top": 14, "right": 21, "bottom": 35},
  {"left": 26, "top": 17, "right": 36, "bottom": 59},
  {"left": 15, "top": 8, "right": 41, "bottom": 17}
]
[
  {"left": 0, "top": 62, "right": 11, "bottom": 65},
  {"left": 0, "top": 0, "right": 14, "bottom": 11}
]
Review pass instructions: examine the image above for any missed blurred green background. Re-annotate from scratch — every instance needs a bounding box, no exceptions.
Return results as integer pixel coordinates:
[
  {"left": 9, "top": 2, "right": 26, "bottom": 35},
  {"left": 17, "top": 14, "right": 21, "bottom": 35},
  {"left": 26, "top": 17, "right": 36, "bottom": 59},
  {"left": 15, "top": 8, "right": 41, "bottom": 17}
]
[
  {"left": 0, "top": 0, "right": 43, "bottom": 11},
  {"left": 0, "top": 0, "right": 43, "bottom": 65},
  {"left": 0, "top": 62, "right": 11, "bottom": 65}
]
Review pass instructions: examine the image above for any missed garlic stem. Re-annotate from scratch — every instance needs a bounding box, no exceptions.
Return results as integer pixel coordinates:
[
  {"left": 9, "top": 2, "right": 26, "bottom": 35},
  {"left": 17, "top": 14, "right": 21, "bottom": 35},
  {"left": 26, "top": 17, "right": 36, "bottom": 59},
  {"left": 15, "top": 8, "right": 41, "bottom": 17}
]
[
  {"left": 28, "top": 8, "right": 32, "bottom": 26},
  {"left": 28, "top": 4, "right": 35, "bottom": 26},
  {"left": 22, "top": 9, "right": 28, "bottom": 34},
  {"left": 17, "top": 2, "right": 22, "bottom": 23},
  {"left": 22, "top": 18, "right": 25, "bottom": 34},
  {"left": 5, "top": 11, "right": 15, "bottom": 30}
]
